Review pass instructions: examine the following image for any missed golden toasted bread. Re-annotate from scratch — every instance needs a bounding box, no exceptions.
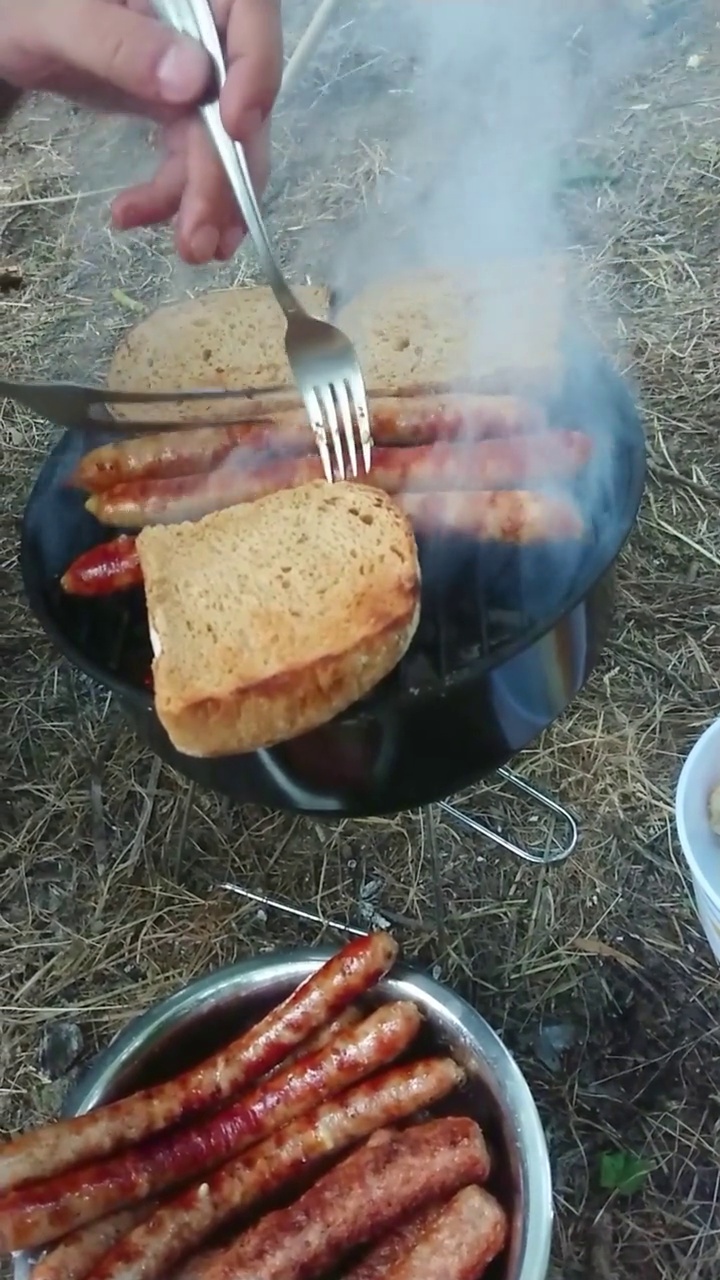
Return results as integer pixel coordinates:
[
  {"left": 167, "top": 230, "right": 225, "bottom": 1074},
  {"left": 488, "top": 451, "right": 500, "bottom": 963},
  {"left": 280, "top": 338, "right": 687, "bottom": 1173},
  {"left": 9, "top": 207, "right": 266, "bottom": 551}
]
[{"left": 137, "top": 482, "right": 421, "bottom": 757}]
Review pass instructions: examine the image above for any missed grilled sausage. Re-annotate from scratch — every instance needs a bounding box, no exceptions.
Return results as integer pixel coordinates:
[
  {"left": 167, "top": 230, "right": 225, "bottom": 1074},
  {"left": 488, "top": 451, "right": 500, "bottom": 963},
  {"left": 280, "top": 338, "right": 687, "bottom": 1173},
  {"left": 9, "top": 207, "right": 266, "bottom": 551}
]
[
  {"left": 72, "top": 395, "right": 547, "bottom": 494},
  {"left": 85, "top": 433, "right": 593, "bottom": 528},
  {"left": 29, "top": 1205, "right": 155, "bottom": 1280},
  {"left": 381, "top": 1185, "right": 509, "bottom": 1280},
  {"left": 191, "top": 1116, "right": 491, "bottom": 1280},
  {"left": 0, "top": 932, "right": 397, "bottom": 1196},
  {"left": 370, "top": 394, "right": 547, "bottom": 443},
  {"left": 172, "top": 1250, "right": 223, "bottom": 1280},
  {"left": 82, "top": 1059, "right": 466, "bottom": 1280},
  {"left": 71, "top": 422, "right": 286, "bottom": 493},
  {"left": 0, "top": 994, "right": 415, "bottom": 1252},
  {"left": 396, "top": 489, "right": 584, "bottom": 541},
  {"left": 264, "top": 1004, "right": 364, "bottom": 1080},
  {"left": 343, "top": 1201, "right": 449, "bottom": 1278},
  {"left": 61, "top": 483, "right": 584, "bottom": 599},
  {"left": 60, "top": 536, "right": 142, "bottom": 596}
]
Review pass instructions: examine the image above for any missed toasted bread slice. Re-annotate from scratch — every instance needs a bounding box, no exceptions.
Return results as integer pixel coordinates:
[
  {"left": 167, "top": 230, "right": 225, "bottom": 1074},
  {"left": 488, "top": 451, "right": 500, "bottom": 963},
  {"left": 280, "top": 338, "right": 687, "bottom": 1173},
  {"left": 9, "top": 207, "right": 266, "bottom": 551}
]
[
  {"left": 136, "top": 482, "right": 421, "bottom": 757},
  {"left": 107, "top": 284, "right": 330, "bottom": 423},
  {"left": 106, "top": 259, "right": 567, "bottom": 429},
  {"left": 336, "top": 257, "right": 568, "bottom": 398}
]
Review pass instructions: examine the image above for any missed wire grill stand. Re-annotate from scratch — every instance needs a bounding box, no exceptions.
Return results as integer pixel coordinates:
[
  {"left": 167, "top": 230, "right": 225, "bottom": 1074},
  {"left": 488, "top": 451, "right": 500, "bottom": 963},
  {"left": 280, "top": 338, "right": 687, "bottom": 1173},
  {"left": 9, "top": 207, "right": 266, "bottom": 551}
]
[
  {"left": 211, "top": 768, "right": 579, "bottom": 942},
  {"left": 438, "top": 767, "right": 579, "bottom": 866}
]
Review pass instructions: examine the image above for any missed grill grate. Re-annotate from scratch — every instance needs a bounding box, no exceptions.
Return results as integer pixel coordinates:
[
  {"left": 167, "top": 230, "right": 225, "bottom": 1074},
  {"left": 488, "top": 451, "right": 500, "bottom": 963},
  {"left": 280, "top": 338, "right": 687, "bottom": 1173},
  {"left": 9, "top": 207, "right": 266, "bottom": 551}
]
[
  {"left": 25, "top": 345, "right": 645, "bottom": 714},
  {"left": 48, "top": 527, "right": 585, "bottom": 704}
]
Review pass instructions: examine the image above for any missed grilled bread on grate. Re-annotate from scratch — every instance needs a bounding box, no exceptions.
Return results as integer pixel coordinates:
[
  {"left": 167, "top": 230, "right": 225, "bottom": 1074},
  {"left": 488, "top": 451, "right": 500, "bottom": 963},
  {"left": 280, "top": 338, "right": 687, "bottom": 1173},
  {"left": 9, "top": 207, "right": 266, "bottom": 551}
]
[
  {"left": 136, "top": 481, "right": 421, "bottom": 757},
  {"left": 104, "top": 258, "right": 568, "bottom": 428},
  {"left": 336, "top": 258, "right": 568, "bottom": 399},
  {"left": 106, "top": 284, "right": 330, "bottom": 424}
]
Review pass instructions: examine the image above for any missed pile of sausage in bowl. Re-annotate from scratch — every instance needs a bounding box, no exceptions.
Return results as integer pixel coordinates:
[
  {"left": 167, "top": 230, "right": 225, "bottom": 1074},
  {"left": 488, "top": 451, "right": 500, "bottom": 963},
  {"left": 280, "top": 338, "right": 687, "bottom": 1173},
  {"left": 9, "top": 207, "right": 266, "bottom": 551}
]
[{"left": 3, "top": 934, "right": 553, "bottom": 1280}]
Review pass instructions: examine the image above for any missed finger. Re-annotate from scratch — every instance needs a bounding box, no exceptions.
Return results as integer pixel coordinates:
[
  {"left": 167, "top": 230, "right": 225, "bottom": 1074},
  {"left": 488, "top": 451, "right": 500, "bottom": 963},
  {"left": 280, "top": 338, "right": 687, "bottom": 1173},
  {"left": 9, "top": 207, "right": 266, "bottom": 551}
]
[
  {"left": 31, "top": 0, "right": 212, "bottom": 106},
  {"left": 219, "top": 0, "right": 283, "bottom": 139},
  {"left": 111, "top": 152, "right": 186, "bottom": 231},
  {"left": 174, "top": 120, "right": 241, "bottom": 264},
  {"left": 216, "top": 224, "right": 244, "bottom": 261},
  {"left": 215, "top": 116, "right": 272, "bottom": 260},
  {"left": 36, "top": 69, "right": 184, "bottom": 122}
]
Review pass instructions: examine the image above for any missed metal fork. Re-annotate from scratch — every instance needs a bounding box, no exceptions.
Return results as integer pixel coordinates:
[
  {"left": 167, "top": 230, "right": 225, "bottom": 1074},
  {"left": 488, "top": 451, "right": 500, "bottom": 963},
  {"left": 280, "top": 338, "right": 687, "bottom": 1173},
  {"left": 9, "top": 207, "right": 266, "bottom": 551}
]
[
  {"left": 153, "top": 0, "right": 372, "bottom": 482},
  {"left": 0, "top": 376, "right": 293, "bottom": 433}
]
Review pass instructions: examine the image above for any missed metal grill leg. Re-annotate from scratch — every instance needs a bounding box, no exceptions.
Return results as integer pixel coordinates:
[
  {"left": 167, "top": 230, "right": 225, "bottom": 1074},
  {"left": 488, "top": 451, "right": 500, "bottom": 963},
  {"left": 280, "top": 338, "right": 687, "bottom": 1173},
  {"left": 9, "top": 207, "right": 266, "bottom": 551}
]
[
  {"left": 420, "top": 804, "right": 448, "bottom": 950},
  {"left": 177, "top": 771, "right": 577, "bottom": 941},
  {"left": 220, "top": 881, "right": 370, "bottom": 939},
  {"left": 437, "top": 766, "right": 579, "bottom": 866}
]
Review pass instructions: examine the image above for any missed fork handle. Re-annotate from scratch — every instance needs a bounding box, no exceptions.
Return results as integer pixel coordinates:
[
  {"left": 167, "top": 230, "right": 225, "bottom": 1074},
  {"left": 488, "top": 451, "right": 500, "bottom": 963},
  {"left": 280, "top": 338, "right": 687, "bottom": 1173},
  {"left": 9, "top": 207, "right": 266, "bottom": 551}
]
[{"left": 156, "top": 0, "right": 302, "bottom": 319}]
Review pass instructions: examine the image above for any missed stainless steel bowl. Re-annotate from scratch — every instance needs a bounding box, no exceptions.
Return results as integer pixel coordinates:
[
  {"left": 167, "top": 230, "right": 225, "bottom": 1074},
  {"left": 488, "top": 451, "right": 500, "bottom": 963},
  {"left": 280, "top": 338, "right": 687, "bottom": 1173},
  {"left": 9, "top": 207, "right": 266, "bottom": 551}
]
[{"left": 14, "top": 950, "right": 553, "bottom": 1280}]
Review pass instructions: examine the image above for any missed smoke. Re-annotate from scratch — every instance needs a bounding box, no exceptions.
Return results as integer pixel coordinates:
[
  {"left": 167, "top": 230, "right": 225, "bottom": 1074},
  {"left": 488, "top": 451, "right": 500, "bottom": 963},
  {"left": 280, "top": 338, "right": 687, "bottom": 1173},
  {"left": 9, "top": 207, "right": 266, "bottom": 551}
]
[
  {"left": 331, "top": 0, "right": 646, "bottom": 296},
  {"left": 327, "top": 0, "right": 648, "bottom": 400},
  {"left": 324, "top": 0, "right": 649, "bottom": 614}
]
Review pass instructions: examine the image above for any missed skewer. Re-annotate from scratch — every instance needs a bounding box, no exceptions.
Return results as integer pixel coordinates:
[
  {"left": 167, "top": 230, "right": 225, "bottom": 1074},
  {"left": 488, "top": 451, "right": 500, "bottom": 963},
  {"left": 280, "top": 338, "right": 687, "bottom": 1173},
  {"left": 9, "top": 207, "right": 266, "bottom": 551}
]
[{"left": 279, "top": 0, "right": 346, "bottom": 100}]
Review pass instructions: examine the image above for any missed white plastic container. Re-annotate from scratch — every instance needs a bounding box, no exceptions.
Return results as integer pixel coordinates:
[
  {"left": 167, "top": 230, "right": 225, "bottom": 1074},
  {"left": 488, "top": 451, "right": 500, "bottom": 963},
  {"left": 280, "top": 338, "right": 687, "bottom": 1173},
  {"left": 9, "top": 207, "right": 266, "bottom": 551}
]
[{"left": 675, "top": 716, "right": 720, "bottom": 962}]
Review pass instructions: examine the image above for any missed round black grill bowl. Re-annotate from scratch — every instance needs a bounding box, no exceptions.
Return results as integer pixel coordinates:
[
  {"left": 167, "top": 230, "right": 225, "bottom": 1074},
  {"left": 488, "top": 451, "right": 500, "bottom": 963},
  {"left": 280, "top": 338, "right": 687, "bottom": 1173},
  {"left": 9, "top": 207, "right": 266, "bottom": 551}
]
[{"left": 20, "top": 351, "right": 645, "bottom": 817}]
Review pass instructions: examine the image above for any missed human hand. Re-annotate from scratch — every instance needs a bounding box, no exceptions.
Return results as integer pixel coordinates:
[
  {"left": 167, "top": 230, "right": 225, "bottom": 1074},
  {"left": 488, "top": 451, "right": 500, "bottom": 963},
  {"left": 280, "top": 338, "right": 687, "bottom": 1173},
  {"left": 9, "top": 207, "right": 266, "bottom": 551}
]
[{"left": 0, "top": 0, "right": 283, "bottom": 263}]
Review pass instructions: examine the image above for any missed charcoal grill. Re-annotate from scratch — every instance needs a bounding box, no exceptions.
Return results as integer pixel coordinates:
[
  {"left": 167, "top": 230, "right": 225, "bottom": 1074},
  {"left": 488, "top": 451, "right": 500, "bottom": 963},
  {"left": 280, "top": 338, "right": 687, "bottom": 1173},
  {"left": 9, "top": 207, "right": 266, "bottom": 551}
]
[{"left": 20, "top": 343, "right": 645, "bottom": 878}]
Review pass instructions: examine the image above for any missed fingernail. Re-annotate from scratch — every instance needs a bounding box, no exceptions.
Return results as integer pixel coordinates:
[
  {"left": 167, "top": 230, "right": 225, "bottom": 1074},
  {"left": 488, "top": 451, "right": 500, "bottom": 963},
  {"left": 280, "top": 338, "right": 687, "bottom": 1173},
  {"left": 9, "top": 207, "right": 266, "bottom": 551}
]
[
  {"left": 189, "top": 225, "right": 219, "bottom": 262},
  {"left": 157, "top": 39, "right": 210, "bottom": 104}
]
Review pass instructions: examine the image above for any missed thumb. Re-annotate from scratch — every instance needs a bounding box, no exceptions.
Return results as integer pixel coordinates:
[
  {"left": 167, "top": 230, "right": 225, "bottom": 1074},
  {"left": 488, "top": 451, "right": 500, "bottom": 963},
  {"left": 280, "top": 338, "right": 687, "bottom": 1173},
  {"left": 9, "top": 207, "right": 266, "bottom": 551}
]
[{"left": 34, "top": 0, "right": 212, "bottom": 105}]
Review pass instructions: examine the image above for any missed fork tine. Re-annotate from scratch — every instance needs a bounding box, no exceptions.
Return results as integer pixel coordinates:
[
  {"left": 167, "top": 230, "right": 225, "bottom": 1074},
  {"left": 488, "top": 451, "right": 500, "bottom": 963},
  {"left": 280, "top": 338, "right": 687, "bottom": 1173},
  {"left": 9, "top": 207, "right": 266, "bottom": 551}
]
[
  {"left": 302, "top": 386, "right": 334, "bottom": 484},
  {"left": 348, "top": 370, "right": 372, "bottom": 474},
  {"left": 334, "top": 379, "right": 358, "bottom": 479},
  {"left": 318, "top": 384, "right": 345, "bottom": 481}
]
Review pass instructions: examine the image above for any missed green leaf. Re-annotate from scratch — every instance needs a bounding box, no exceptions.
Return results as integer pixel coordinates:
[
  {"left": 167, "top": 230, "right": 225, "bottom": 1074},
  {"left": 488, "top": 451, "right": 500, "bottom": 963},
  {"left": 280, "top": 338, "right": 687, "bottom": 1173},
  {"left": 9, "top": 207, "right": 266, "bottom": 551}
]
[{"left": 599, "top": 1150, "right": 652, "bottom": 1195}]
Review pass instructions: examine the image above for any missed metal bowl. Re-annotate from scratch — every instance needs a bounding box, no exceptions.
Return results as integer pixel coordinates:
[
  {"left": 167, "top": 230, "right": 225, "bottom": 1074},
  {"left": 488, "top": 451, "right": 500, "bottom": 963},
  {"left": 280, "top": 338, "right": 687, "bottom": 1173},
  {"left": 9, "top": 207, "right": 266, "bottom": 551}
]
[{"left": 14, "top": 950, "right": 553, "bottom": 1280}]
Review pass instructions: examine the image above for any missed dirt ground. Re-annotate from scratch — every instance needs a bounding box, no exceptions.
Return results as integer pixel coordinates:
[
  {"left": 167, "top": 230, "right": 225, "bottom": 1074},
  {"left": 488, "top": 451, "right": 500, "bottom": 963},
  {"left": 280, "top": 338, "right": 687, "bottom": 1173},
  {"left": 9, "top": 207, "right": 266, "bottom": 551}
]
[{"left": 2, "top": 1, "right": 720, "bottom": 1277}]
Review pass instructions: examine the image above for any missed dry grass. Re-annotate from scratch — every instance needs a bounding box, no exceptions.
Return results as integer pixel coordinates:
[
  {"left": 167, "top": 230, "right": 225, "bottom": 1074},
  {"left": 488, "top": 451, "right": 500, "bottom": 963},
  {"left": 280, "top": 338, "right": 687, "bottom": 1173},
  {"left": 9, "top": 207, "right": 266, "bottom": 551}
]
[{"left": 2, "top": 1, "right": 720, "bottom": 1277}]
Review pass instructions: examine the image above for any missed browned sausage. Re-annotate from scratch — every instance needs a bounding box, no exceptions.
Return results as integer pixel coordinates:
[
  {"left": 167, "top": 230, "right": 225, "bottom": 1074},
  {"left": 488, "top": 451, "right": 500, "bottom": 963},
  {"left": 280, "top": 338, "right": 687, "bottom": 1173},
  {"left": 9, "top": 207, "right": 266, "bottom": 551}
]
[
  {"left": 72, "top": 395, "right": 547, "bottom": 494},
  {"left": 171, "top": 1252, "right": 220, "bottom": 1280},
  {"left": 29, "top": 1205, "right": 155, "bottom": 1280},
  {"left": 60, "top": 536, "right": 142, "bottom": 596},
  {"left": 371, "top": 394, "right": 546, "bottom": 442},
  {"left": 395, "top": 490, "right": 584, "bottom": 541},
  {"left": 381, "top": 1185, "right": 509, "bottom": 1280},
  {"left": 171, "top": 1250, "right": 224, "bottom": 1280},
  {"left": 67, "top": 487, "right": 583, "bottom": 600},
  {"left": 71, "top": 422, "right": 286, "bottom": 493},
  {"left": 343, "top": 1201, "right": 449, "bottom": 1279},
  {"left": 191, "top": 1116, "right": 491, "bottom": 1280},
  {"left": 61, "top": 484, "right": 583, "bottom": 600},
  {"left": 264, "top": 1004, "right": 364, "bottom": 1080},
  {"left": 85, "top": 434, "right": 593, "bottom": 528},
  {"left": 0, "top": 994, "right": 415, "bottom": 1252},
  {"left": 0, "top": 932, "right": 397, "bottom": 1196},
  {"left": 83, "top": 1059, "right": 466, "bottom": 1280}
]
